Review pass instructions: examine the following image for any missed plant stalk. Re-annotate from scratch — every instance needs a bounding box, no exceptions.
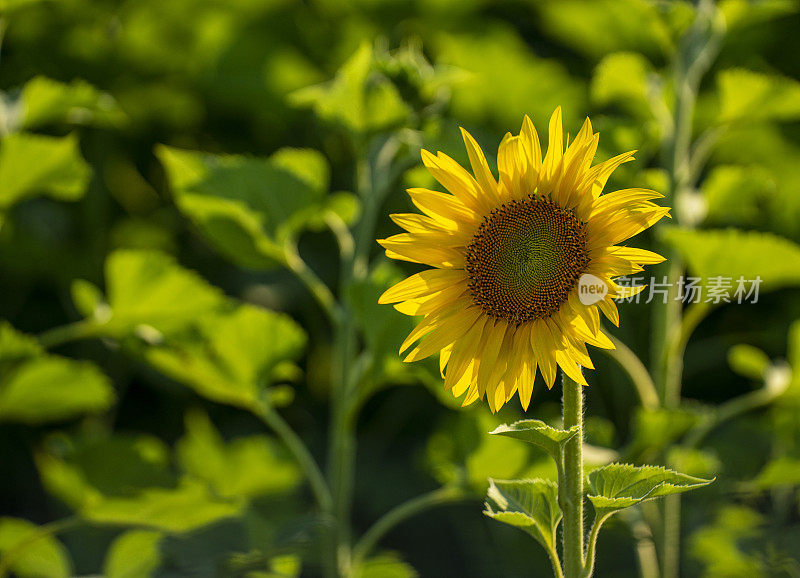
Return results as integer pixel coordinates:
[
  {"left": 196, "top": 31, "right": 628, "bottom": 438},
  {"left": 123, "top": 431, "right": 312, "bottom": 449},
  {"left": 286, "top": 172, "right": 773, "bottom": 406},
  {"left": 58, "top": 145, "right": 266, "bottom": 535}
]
[{"left": 560, "top": 373, "right": 585, "bottom": 578}]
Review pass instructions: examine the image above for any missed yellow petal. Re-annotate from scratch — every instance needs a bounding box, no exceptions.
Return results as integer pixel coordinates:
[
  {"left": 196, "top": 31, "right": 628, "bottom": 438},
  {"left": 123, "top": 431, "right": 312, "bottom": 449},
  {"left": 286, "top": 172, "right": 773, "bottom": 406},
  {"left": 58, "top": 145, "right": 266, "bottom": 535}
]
[
  {"left": 460, "top": 127, "right": 501, "bottom": 206},
  {"left": 531, "top": 320, "right": 557, "bottom": 389},
  {"left": 379, "top": 269, "right": 465, "bottom": 304},
  {"left": 407, "top": 188, "right": 477, "bottom": 228},
  {"left": 404, "top": 305, "right": 482, "bottom": 362}
]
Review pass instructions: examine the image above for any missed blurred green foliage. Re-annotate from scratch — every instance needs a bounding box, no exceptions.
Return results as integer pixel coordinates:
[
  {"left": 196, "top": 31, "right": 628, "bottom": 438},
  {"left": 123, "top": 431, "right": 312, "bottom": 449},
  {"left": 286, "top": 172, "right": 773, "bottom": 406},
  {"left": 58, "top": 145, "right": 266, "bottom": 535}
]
[{"left": 1, "top": 0, "right": 800, "bottom": 576}]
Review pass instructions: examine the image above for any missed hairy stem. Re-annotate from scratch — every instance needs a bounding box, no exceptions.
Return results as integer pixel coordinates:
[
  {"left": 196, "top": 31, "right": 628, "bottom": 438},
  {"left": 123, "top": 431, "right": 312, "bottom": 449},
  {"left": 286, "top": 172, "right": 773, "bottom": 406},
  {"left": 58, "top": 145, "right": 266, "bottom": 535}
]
[{"left": 560, "top": 373, "right": 585, "bottom": 578}]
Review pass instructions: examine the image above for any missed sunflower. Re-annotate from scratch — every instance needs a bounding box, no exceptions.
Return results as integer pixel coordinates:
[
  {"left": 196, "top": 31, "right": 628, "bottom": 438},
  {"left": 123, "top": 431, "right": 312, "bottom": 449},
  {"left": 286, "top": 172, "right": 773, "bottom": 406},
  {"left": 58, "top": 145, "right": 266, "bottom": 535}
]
[{"left": 378, "top": 108, "right": 669, "bottom": 412}]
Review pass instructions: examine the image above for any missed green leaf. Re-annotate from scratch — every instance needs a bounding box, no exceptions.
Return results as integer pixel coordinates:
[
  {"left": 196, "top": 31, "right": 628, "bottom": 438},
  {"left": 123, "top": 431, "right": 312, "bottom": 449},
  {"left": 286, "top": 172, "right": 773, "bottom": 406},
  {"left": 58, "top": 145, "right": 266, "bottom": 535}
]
[
  {"left": 0, "top": 517, "right": 72, "bottom": 578},
  {"left": 484, "top": 478, "right": 561, "bottom": 551},
  {"left": 0, "top": 356, "right": 114, "bottom": 424},
  {"left": 70, "top": 279, "right": 106, "bottom": 319},
  {"left": 702, "top": 165, "right": 775, "bottom": 228},
  {"left": 20, "top": 76, "right": 125, "bottom": 129},
  {"left": 84, "top": 479, "right": 242, "bottom": 533},
  {"left": 728, "top": 344, "right": 770, "bottom": 380},
  {"left": 99, "top": 249, "right": 226, "bottom": 338},
  {"left": 290, "top": 42, "right": 409, "bottom": 134},
  {"left": 718, "top": 69, "right": 800, "bottom": 123},
  {"left": 591, "top": 52, "right": 654, "bottom": 118},
  {"left": 587, "top": 463, "right": 713, "bottom": 517},
  {"left": 157, "top": 145, "right": 332, "bottom": 269},
  {"left": 0, "top": 321, "right": 42, "bottom": 362},
  {"left": 690, "top": 505, "right": 765, "bottom": 577},
  {"left": 0, "top": 132, "right": 91, "bottom": 210},
  {"left": 176, "top": 409, "right": 300, "bottom": 499},
  {"left": 623, "top": 407, "right": 699, "bottom": 460},
  {"left": 103, "top": 530, "right": 163, "bottom": 578},
  {"left": 355, "top": 552, "right": 418, "bottom": 578},
  {"left": 537, "top": 0, "right": 672, "bottom": 60},
  {"left": 751, "top": 457, "right": 800, "bottom": 489},
  {"left": 35, "top": 433, "right": 172, "bottom": 510},
  {"left": 435, "top": 26, "right": 585, "bottom": 130},
  {"left": 489, "top": 419, "right": 579, "bottom": 463},
  {"left": 144, "top": 303, "right": 306, "bottom": 409},
  {"left": 427, "top": 412, "right": 531, "bottom": 492},
  {"left": 660, "top": 227, "right": 800, "bottom": 293}
]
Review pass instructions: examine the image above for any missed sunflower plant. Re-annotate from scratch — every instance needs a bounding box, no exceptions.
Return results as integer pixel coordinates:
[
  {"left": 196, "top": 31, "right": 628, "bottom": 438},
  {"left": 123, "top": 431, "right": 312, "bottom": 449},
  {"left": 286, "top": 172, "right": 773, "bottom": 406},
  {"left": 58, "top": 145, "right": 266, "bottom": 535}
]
[{"left": 378, "top": 109, "right": 714, "bottom": 578}]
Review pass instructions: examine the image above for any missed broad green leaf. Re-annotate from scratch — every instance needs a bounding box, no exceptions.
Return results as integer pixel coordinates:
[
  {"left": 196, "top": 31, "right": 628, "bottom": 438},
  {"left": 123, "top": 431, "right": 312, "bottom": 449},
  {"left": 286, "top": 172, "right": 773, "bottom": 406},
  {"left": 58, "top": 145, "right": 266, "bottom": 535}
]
[
  {"left": 84, "top": 479, "right": 242, "bottom": 533},
  {"left": 157, "top": 145, "right": 332, "bottom": 269},
  {"left": 290, "top": 42, "right": 409, "bottom": 134},
  {"left": 591, "top": 52, "right": 654, "bottom": 118},
  {"left": 623, "top": 407, "right": 700, "bottom": 460},
  {"left": 70, "top": 279, "right": 106, "bottom": 319},
  {"left": 0, "top": 357, "right": 114, "bottom": 423},
  {"left": 355, "top": 552, "right": 417, "bottom": 578},
  {"left": 660, "top": 227, "right": 800, "bottom": 293},
  {"left": 751, "top": 457, "right": 800, "bottom": 489},
  {"left": 144, "top": 303, "right": 306, "bottom": 409},
  {"left": 537, "top": 0, "right": 672, "bottom": 60},
  {"left": 690, "top": 505, "right": 765, "bottom": 577},
  {"left": 0, "top": 321, "right": 42, "bottom": 362},
  {"left": 484, "top": 478, "right": 561, "bottom": 551},
  {"left": 103, "top": 530, "right": 163, "bottom": 578},
  {"left": 20, "top": 76, "right": 125, "bottom": 129},
  {"left": 0, "top": 133, "right": 91, "bottom": 210},
  {"left": 718, "top": 69, "right": 800, "bottom": 123},
  {"left": 588, "top": 463, "right": 713, "bottom": 516},
  {"left": 98, "top": 249, "right": 226, "bottom": 338},
  {"left": 702, "top": 165, "right": 775, "bottom": 228},
  {"left": 0, "top": 517, "right": 72, "bottom": 578},
  {"left": 728, "top": 344, "right": 770, "bottom": 380},
  {"left": 427, "top": 412, "right": 530, "bottom": 492},
  {"left": 36, "top": 433, "right": 172, "bottom": 511},
  {"left": 176, "top": 409, "right": 300, "bottom": 499},
  {"left": 489, "top": 419, "right": 579, "bottom": 463},
  {"left": 435, "top": 26, "right": 585, "bottom": 129}
]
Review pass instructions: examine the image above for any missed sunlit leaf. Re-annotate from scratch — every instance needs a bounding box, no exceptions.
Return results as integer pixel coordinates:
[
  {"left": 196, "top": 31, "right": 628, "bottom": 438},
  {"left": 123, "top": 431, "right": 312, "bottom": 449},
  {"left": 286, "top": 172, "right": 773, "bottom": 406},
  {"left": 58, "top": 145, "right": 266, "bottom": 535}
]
[
  {"left": 36, "top": 433, "right": 172, "bottom": 511},
  {"left": 144, "top": 303, "right": 306, "bottom": 409},
  {"left": 177, "top": 409, "right": 300, "bottom": 498},
  {"left": 660, "top": 227, "right": 800, "bottom": 293},
  {"left": 20, "top": 76, "right": 125, "bottom": 129},
  {"left": 290, "top": 42, "right": 409, "bottom": 134},
  {"left": 702, "top": 165, "right": 775, "bottom": 228},
  {"left": 588, "top": 463, "right": 713, "bottom": 517},
  {"left": 728, "top": 344, "right": 770, "bottom": 380},
  {"left": 0, "top": 357, "right": 114, "bottom": 424},
  {"left": 591, "top": 52, "right": 654, "bottom": 118},
  {"left": 84, "top": 479, "right": 242, "bottom": 533},
  {"left": 157, "top": 145, "right": 333, "bottom": 269},
  {"left": 537, "top": 0, "right": 672, "bottom": 60},
  {"left": 103, "top": 530, "right": 164, "bottom": 578},
  {"left": 751, "top": 457, "right": 800, "bottom": 489},
  {"left": 0, "top": 133, "right": 91, "bottom": 210},
  {"left": 434, "top": 26, "right": 585, "bottom": 129},
  {"left": 622, "top": 407, "right": 699, "bottom": 460},
  {"left": 0, "top": 517, "right": 72, "bottom": 578},
  {"left": 98, "top": 249, "right": 226, "bottom": 337},
  {"left": 718, "top": 69, "right": 800, "bottom": 123},
  {"left": 427, "top": 412, "right": 530, "bottom": 492},
  {"left": 484, "top": 478, "right": 561, "bottom": 551},
  {"left": 489, "top": 419, "right": 579, "bottom": 463},
  {"left": 690, "top": 505, "right": 765, "bottom": 577},
  {"left": 355, "top": 552, "right": 417, "bottom": 578},
  {"left": 0, "top": 321, "right": 42, "bottom": 362}
]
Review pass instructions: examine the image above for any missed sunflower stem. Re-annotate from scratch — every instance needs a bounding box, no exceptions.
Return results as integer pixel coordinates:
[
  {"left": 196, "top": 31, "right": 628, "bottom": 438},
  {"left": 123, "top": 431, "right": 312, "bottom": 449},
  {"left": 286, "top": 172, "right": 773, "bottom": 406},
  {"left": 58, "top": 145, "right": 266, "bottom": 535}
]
[{"left": 560, "top": 372, "right": 585, "bottom": 578}]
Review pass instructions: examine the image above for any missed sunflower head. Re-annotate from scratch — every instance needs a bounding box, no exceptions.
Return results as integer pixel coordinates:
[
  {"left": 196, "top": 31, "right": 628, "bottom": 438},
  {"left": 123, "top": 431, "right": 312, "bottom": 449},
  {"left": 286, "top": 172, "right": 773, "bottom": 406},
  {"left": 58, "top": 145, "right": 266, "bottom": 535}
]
[{"left": 378, "top": 108, "right": 670, "bottom": 412}]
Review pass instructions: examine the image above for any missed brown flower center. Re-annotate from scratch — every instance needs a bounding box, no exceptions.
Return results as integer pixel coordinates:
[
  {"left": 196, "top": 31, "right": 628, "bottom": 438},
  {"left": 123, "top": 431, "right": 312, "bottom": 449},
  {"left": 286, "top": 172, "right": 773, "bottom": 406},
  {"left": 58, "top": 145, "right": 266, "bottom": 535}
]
[{"left": 465, "top": 195, "right": 589, "bottom": 325}]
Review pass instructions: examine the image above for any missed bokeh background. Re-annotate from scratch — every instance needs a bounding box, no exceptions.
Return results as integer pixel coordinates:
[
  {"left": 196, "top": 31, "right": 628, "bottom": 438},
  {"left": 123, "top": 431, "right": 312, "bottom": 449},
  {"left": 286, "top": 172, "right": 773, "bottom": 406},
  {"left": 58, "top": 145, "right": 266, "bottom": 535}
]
[{"left": 2, "top": 0, "right": 800, "bottom": 576}]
